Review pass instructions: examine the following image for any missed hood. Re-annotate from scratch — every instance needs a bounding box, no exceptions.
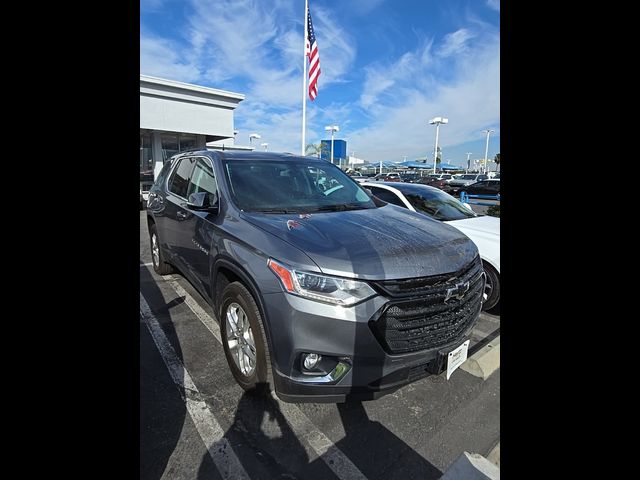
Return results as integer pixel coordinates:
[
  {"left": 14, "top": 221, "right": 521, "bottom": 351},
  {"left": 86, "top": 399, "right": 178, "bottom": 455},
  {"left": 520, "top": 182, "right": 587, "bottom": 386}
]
[
  {"left": 445, "top": 215, "right": 499, "bottom": 238},
  {"left": 241, "top": 205, "right": 478, "bottom": 280}
]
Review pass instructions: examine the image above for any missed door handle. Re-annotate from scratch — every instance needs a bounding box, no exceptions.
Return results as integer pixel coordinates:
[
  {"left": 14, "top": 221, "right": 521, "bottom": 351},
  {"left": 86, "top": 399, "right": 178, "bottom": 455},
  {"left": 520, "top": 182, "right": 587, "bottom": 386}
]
[{"left": 177, "top": 211, "right": 188, "bottom": 220}]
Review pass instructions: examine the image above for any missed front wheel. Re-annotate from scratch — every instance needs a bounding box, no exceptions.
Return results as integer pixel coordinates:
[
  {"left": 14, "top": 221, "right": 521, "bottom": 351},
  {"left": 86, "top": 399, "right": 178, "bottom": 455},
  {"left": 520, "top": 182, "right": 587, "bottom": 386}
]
[
  {"left": 220, "top": 282, "right": 272, "bottom": 394},
  {"left": 481, "top": 263, "right": 500, "bottom": 311},
  {"left": 149, "top": 223, "right": 174, "bottom": 275}
]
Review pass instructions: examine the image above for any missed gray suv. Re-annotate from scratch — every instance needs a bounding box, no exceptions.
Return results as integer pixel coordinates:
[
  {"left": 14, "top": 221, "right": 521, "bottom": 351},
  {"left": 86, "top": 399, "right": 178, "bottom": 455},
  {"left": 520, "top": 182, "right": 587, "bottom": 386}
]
[{"left": 146, "top": 151, "right": 484, "bottom": 402}]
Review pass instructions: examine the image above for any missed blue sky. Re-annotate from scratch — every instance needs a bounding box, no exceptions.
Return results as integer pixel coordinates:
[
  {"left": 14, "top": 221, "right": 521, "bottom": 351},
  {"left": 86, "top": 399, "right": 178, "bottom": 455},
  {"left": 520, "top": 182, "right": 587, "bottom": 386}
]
[{"left": 141, "top": 0, "right": 500, "bottom": 167}]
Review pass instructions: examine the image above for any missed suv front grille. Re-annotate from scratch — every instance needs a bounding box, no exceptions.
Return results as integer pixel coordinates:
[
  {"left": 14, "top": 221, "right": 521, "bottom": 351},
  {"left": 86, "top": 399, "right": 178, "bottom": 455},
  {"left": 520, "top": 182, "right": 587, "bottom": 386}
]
[{"left": 369, "top": 257, "right": 484, "bottom": 354}]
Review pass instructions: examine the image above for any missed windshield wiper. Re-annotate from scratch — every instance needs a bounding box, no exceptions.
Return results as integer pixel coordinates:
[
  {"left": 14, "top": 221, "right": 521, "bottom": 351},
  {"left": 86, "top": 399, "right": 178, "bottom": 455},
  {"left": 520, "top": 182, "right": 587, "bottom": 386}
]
[
  {"left": 251, "top": 208, "right": 298, "bottom": 214},
  {"left": 311, "top": 203, "right": 369, "bottom": 212}
]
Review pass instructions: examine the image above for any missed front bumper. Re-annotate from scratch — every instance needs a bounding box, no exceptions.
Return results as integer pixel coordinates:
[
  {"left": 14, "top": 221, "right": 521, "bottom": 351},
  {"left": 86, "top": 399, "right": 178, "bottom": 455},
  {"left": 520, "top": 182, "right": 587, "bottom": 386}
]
[{"left": 262, "top": 266, "right": 484, "bottom": 403}]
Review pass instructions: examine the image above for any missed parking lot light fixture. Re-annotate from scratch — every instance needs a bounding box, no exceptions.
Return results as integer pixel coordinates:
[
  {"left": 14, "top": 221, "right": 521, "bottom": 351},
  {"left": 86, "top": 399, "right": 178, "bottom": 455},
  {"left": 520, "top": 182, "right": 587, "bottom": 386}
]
[
  {"left": 260, "top": 142, "right": 269, "bottom": 151},
  {"left": 429, "top": 117, "right": 448, "bottom": 174},
  {"left": 324, "top": 125, "right": 339, "bottom": 164},
  {"left": 482, "top": 129, "right": 495, "bottom": 174},
  {"left": 249, "top": 133, "right": 261, "bottom": 144}
]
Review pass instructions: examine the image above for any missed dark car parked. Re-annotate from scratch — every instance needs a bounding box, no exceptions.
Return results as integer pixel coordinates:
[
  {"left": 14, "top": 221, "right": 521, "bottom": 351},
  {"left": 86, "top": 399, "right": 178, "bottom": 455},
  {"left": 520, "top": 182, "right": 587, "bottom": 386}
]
[
  {"left": 146, "top": 151, "right": 484, "bottom": 403},
  {"left": 417, "top": 176, "right": 448, "bottom": 190},
  {"left": 373, "top": 172, "right": 403, "bottom": 182},
  {"left": 459, "top": 179, "right": 500, "bottom": 197}
]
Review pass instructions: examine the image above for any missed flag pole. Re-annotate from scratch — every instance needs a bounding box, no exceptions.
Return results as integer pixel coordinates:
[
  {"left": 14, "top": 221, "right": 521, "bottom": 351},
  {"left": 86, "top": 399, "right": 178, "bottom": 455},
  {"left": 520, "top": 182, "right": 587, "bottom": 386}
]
[{"left": 301, "top": 0, "right": 308, "bottom": 156}]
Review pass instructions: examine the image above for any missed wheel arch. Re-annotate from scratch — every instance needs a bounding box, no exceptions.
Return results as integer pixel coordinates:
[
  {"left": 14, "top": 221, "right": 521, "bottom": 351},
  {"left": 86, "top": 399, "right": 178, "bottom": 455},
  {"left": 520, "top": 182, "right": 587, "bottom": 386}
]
[{"left": 212, "top": 258, "right": 275, "bottom": 364}]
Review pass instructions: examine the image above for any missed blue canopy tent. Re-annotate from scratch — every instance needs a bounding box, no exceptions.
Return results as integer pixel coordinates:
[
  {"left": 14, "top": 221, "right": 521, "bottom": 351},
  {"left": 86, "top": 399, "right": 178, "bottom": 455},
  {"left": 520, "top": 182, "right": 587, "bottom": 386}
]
[
  {"left": 438, "top": 163, "right": 462, "bottom": 171},
  {"left": 397, "top": 160, "right": 434, "bottom": 169}
]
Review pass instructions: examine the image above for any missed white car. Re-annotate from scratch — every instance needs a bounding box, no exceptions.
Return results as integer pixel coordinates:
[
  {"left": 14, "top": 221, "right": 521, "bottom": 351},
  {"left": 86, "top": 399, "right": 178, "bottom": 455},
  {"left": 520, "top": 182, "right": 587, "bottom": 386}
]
[{"left": 363, "top": 181, "right": 500, "bottom": 310}]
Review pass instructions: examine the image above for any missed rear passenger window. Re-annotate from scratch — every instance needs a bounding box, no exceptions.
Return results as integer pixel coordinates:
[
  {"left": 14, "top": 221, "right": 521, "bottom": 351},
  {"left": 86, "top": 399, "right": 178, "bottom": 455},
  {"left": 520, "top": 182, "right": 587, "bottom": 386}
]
[
  {"left": 168, "top": 157, "right": 195, "bottom": 198},
  {"left": 370, "top": 188, "right": 407, "bottom": 207}
]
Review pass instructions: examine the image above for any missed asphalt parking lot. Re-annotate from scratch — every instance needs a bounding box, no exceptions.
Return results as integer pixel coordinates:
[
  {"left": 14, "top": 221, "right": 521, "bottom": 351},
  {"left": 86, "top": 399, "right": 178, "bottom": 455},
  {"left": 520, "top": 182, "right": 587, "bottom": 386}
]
[{"left": 140, "top": 211, "right": 500, "bottom": 479}]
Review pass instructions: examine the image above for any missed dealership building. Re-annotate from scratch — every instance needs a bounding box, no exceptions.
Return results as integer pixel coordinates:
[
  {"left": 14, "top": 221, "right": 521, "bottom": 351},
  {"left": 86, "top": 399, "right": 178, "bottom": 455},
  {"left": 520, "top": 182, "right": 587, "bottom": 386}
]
[{"left": 140, "top": 74, "right": 248, "bottom": 184}]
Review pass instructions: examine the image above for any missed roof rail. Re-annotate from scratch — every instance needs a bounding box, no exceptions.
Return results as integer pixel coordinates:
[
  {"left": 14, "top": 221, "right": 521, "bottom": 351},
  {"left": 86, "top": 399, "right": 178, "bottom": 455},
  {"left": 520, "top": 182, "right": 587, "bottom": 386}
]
[{"left": 175, "top": 148, "right": 206, "bottom": 155}]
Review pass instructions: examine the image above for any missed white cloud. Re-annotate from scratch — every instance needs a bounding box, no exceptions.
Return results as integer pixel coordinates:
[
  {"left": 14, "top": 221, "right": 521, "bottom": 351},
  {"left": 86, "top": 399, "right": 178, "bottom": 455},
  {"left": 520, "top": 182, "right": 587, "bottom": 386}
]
[
  {"left": 140, "top": 35, "right": 201, "bottom": 83},
  {"left": 347, "top": 32, "right": 500, "bottom": 162},
  {"left": 436, "top": 29, "right": 475, "bottom": 57},
  {"left": 348, "top": 0, "right": 387, "bottom": 15},
  {"left": 486, "top": 0, "right": 500, "bottom": 12},
  {"left": 359, "top": 41, "right": 432, "bottom": 109}
]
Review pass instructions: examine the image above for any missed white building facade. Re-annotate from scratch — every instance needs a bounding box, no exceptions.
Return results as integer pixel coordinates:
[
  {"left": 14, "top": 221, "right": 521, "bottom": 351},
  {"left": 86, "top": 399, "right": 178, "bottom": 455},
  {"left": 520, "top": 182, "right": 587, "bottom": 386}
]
[{"left": 140, "top": 75, "right": 245, "bottom": 183}]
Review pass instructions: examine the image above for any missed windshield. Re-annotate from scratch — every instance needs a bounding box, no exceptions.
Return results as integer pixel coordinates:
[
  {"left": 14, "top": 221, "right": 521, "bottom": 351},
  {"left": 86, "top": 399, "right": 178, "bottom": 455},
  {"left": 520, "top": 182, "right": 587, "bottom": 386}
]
[
  {"left": 399, "top": 186, "right": 476, "bottom": 221},
  {"left": 223, "top": 159, "right": 376, "bottom": 213}
]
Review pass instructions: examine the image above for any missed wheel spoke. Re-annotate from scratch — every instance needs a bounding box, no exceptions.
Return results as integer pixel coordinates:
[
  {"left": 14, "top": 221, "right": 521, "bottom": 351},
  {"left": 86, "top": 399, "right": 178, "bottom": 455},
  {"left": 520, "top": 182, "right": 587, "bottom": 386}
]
[
  {"left": 245, "top": 344, "right": 256, "bottom": 363},
  {"left": 240, "top": 311, "right": 250, "bottom": 335}
]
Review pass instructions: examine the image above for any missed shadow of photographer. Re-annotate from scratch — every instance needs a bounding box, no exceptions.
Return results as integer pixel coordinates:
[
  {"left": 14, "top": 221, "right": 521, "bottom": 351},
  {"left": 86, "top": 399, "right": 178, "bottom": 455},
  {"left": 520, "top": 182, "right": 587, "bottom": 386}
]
[{"left": 196, "top": 384, "right": 442, "bottom": 479}]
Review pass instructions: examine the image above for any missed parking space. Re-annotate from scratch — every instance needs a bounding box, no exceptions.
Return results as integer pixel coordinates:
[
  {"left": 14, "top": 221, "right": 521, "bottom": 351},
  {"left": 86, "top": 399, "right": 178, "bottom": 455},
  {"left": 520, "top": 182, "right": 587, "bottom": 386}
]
[{"left": 140, "top": 212, "right": 500, "bottom": 479}]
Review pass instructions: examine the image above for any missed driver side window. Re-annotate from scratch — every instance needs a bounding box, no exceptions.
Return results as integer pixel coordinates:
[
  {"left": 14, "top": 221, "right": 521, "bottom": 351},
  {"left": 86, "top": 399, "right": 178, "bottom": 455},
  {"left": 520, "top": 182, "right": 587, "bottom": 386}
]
[{"left": 187, "top": 158, "right": 218, "bottom": 198}]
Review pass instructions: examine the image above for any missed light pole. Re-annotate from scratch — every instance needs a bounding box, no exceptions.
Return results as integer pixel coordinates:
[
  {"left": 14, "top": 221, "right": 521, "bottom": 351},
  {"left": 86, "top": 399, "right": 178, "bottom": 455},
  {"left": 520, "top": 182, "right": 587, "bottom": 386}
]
[
  {"left": 260, "top": 142, "right": 268, "bottom": 151},
  {"left": 324, "top": 125, "right": 339, "bottom": 164},
  {"left": 482, "top": 129, "right": 495, "bottom": 174},
  {"left": 249, "top": 133, "right": 261, "bottom": 145},
  {"left": 429, "top": 117, "right": 448, "bottom": 174},
  {"left": 465, "top": 152, "right": 472, "bottom": 173}
]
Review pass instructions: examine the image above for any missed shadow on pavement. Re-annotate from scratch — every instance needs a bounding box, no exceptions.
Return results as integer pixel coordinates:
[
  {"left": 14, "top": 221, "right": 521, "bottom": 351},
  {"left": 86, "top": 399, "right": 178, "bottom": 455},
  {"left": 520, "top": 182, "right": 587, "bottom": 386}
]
[
  {"left": 196, "top": 387, "right": 442, "bottom": 479},
  {"left": 140, "top": 262, "right": 187, "bottom": 480}
]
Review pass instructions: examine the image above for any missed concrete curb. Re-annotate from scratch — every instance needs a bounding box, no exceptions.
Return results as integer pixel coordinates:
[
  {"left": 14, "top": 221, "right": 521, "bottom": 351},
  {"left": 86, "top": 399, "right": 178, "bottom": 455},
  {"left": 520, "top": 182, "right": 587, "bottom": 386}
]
[
  {"left": 440, "top": 451, "right": 500, "bottom": 480},
  {"left": 487, "top": 442, "right": 500, "bottom": 468},
  {"left": 460, "top": 335, "right": 500, "bottom": 380}
]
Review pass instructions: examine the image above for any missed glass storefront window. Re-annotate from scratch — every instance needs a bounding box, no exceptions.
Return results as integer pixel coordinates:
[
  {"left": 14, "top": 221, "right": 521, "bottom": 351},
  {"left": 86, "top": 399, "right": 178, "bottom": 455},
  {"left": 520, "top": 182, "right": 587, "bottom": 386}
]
[
  {"left": 161, "top": 134, "right": 179, "bottom": 162},
  {"left": 140, "top": 132, "right": 153, "bottom": 173},
  {"left": 179, "top": 134, "right": 196, "bottom": 151}
]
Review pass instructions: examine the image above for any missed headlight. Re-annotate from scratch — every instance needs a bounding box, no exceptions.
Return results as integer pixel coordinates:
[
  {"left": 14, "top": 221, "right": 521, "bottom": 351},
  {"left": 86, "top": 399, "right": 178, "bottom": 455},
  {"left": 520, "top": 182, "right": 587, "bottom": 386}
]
[{"left": 267, "top": 258, "right": 376, "bottom": 306}]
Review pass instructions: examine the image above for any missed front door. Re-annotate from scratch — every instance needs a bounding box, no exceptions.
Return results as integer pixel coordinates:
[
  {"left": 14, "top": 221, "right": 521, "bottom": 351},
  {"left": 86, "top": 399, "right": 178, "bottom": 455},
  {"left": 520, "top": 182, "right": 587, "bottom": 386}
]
[{"left": 177, "top": 156, "right": 221, "bottom": 298}]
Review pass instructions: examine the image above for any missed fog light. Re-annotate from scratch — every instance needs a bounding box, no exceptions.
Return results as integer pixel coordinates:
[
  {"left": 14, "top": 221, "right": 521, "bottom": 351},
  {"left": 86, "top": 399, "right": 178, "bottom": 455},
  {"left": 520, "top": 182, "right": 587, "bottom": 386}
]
[{"left": 303, "top": 353, "right": 321, "bottom": 370}]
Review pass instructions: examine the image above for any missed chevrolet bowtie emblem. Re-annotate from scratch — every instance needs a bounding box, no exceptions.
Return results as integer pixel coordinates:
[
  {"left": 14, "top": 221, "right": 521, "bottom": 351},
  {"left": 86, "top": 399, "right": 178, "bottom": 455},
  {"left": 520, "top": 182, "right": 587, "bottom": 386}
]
[{"left": 444, "top": 281, "right": 470, "bottom": 303}]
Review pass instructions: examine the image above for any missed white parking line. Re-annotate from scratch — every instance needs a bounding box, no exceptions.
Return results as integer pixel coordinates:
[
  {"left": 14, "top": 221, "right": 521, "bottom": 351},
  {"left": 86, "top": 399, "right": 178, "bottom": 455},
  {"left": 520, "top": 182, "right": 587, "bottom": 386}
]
[
  {"left": 164, "top": 278, "right": 368, "bottom": 480},
  {"left": 140, "top": 293, "right": 250, "bottom": 480}
]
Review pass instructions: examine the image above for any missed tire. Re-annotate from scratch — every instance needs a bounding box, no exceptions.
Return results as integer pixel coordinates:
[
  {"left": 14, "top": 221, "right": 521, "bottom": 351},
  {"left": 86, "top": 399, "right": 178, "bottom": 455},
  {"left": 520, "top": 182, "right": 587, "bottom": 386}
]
[
  {"left": 481, "top": 262, "right": 500, "bottom": 311},
  {"left": 220, "top": 282, "right": 272, "bottom": 395},
  {"left": 149, "top": 223, "right": 174, "bottom": 275}
]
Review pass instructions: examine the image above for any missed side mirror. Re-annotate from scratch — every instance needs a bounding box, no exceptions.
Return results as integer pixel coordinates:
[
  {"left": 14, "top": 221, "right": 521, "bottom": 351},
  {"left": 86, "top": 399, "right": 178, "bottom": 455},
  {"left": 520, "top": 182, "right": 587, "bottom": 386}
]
[{"left": 187, "top": 191, "right": 219, "bottom": 213}]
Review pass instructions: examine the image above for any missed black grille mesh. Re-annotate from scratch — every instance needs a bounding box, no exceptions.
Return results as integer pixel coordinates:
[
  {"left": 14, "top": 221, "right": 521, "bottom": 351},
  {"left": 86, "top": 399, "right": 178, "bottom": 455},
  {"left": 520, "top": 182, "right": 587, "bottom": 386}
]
[{"left": 369, "top": 257, "right": 484, "bottom": 354}]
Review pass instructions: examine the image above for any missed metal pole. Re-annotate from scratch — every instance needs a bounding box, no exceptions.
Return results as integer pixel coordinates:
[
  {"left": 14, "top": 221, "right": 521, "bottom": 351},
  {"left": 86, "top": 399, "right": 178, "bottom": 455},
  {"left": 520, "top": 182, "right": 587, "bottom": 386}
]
[
  {"left": 483, "top": 129, "right": 493, "bottom": 174},
  {"left": 301, "top": 0, "right": 309, "bottom": 155},
  {"left": 330, "top": 131, "right": 334, "bottom": 165},
  {"left": 433, "top": 123, "right": 440, "bottom": 175},
  {"left": 466, "top": 152, "right": 472, "bottom": 173}
]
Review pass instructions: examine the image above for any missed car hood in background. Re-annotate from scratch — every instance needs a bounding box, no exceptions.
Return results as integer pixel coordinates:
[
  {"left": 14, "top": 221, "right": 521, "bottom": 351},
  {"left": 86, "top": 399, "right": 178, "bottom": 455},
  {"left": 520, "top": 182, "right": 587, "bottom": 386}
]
[
  {"left": 445, "top": 215, "right": 499, "bottom": 238},
  {"left": 445, "top": 215, "right": 500, "bottom": 271},
  {"left": 241, "top": 206, "right": 478, "bottom": 280}
]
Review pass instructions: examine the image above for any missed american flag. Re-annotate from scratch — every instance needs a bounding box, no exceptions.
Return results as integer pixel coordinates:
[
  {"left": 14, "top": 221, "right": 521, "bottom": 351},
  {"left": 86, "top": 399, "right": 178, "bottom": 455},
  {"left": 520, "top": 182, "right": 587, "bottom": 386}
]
[{"left": 305, "top": 5, "right": 321, "bottom": 101}]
